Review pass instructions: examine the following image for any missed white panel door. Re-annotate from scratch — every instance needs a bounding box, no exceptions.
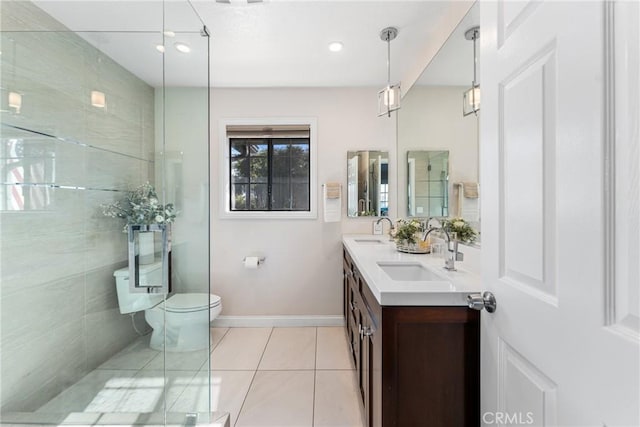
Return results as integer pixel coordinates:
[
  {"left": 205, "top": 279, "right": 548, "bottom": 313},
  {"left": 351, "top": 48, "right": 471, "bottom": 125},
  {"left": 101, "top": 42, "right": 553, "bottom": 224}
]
[{"left": 480, "top": 1, "right": 639, "bottom": 426}]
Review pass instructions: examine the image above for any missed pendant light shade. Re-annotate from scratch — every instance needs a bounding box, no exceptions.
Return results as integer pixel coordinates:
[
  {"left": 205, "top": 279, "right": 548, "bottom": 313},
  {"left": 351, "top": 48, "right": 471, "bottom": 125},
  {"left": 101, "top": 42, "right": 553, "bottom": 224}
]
[
  {"left": 463, "top": 85, "right": 480, "bottom": 115},
  {"left": 378, "top": 27, "right": 401, "bottom": 117},
  {"left": 463, "top": 26, "right": 480, "bottom": 117},
  {"left": 378, "top": 83, "right": 401, "bottom": 115}
]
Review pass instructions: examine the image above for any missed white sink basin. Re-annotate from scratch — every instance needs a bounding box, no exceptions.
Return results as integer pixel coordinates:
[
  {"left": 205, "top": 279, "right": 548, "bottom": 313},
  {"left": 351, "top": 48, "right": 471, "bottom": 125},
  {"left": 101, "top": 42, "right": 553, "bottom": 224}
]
[
  {"left": 355, "top": 238, "right": 386, "bottom": 244},
  {"left": 377, "top": 261, "right": 445, "bottom": 281}
]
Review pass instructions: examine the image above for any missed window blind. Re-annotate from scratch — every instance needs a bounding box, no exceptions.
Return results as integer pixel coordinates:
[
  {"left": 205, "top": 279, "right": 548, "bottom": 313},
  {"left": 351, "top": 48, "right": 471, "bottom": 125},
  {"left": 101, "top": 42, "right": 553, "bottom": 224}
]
[{"left": 226, "top": 124, "right": 310, "bottom": 139}]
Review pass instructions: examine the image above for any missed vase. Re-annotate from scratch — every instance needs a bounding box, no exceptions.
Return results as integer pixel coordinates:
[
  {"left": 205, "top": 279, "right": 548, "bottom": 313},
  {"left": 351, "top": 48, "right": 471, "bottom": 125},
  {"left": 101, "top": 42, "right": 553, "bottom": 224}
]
[{"left": 138, "top": 231, "right": 155, "bottom": 264}]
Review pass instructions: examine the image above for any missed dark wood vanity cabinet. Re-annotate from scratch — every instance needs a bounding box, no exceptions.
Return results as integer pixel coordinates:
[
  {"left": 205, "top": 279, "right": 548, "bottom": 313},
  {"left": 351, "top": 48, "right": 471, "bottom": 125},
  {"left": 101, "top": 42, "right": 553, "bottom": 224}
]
[{"left": 343, "top": 248, "right": 480, "bottom": 427}]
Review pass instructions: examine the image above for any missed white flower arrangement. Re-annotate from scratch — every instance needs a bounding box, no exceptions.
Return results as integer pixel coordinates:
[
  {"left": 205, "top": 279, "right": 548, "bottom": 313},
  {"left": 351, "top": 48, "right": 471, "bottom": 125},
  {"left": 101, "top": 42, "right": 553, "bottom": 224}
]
[
  {"left": 390, "top": 218, "right": 430, "bottom": 253},
  {"left": 101, "top": 182, "right": 176, "bottom": 232},
  {"left": 441, "top": 217, "right": 478, "bottom": 243},
  {"left": 390, "top": 218, "right": 425, "bottom": 244}
]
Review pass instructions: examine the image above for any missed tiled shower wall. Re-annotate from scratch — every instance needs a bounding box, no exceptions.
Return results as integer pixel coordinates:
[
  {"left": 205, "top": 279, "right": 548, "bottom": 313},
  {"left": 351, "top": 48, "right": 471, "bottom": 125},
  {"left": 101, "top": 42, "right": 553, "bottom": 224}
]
[{"left": 0, "top": 1, "right": 154, "bottom": 411}]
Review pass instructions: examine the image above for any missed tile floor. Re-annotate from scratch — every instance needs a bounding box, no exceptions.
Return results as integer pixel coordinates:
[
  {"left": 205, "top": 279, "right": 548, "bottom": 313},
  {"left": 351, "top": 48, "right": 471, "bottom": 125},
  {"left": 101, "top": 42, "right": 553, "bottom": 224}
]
[{"left": 37, "top": 327, "right": 363, "bottom": 427}]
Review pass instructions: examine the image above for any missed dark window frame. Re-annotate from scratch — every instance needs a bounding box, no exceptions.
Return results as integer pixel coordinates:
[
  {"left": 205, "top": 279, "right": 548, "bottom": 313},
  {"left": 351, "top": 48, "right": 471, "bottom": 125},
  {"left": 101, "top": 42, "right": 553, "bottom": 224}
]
[{"left": 229, "top": 137, "right": 311, "bottom": 212}]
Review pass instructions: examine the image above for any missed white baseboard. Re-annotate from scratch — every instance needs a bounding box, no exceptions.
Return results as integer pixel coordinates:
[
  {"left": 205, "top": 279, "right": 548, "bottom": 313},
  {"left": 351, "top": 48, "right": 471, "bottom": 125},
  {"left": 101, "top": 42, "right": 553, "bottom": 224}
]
[{"left": 211, "top": 315, "right": 344, "bottom": 328}]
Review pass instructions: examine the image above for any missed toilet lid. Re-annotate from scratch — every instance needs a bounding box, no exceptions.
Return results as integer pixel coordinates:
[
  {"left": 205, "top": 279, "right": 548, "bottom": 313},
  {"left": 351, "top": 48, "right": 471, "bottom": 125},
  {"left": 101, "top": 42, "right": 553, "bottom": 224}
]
[{"left": 162, "top": 293, "right": 221, "bottom": 313}]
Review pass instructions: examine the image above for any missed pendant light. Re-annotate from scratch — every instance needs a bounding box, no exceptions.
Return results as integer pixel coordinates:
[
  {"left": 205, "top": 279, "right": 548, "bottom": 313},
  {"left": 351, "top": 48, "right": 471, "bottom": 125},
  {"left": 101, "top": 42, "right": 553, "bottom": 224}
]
[
  {"left": 463, "top": 26, "right": 480, "bottom": 116},
  {"left": 377, "top": 27, "right": 401, "bottom": 117}
]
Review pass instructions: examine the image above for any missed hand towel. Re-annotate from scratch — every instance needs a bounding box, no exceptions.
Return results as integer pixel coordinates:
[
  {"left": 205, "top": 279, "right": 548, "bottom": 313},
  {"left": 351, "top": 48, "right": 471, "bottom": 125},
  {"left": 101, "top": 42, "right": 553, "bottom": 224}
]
[
  {"left": 463, "top": 182, "right": 479, "bottom": 199},
  {"left": 323, "top": 182, "right": 341, "bottom": 222}
]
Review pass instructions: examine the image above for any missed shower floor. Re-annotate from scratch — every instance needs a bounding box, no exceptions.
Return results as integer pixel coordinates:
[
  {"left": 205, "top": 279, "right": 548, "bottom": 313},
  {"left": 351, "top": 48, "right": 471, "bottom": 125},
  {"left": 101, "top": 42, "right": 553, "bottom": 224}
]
[
  {"left": 33, "top": 326, "right": 363, "bottom": 427},
  {"left": 37, "top": 334, "right": 213, "bottom": 415}
]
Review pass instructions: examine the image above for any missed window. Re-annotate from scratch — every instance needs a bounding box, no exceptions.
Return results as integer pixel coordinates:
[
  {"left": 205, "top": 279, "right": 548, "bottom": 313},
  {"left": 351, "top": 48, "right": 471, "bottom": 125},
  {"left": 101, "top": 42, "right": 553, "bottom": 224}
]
[
  {"left": 230, "top": 138, "right": 310, "bottom": 211},
  {"left": 220, "top": 119, "right": 317, "bottom": 219}
]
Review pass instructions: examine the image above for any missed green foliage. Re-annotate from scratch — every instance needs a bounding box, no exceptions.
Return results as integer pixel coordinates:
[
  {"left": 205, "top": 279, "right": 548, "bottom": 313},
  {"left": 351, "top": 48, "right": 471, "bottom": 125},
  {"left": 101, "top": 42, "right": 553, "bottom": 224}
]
[
  {"left": 441, "top": 217, "right": 478, "bottom": 243},
  {"left": 391, "top": 219, "right": 425, "bottom": 244},
  {"left": 101, "top": 182, "right": 176, "bottom": 232}
]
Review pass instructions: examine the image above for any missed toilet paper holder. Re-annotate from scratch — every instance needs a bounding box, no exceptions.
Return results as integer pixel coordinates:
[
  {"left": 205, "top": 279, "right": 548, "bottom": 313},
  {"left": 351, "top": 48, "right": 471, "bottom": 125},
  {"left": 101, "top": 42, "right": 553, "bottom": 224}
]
[{"left": 242, "top": 256, "right": 266, "bottom": 266}]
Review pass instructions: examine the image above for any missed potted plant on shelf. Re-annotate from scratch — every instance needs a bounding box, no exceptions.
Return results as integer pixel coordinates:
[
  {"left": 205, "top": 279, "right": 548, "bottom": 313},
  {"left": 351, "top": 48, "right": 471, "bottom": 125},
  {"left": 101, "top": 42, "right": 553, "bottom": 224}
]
[{"left": 101, "top": 182, "right": 176, "bottom": 264}]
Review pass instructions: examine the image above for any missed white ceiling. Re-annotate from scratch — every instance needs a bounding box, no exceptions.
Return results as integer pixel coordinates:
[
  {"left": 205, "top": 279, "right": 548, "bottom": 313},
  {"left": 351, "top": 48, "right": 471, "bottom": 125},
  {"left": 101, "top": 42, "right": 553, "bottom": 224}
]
[{"left": 33, "top": 0, "right": 475, "bottom": 88}]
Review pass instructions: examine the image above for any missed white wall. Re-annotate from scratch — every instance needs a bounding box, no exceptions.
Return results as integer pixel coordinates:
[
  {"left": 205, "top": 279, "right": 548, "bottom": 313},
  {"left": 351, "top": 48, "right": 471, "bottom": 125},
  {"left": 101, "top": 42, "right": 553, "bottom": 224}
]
[
  {"left": 209, "top": 88, "right": 396, "bottom": 316},
  {"left": 397, "top": 86, "right": 479, "bottom": 218}
]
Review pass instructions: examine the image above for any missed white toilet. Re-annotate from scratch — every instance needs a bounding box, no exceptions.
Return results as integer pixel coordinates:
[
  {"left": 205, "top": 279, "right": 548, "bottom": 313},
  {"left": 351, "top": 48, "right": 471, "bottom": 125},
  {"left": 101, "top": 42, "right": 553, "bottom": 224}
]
[{"left": 113, "top": 262, "right": 222, "bottom": 352}]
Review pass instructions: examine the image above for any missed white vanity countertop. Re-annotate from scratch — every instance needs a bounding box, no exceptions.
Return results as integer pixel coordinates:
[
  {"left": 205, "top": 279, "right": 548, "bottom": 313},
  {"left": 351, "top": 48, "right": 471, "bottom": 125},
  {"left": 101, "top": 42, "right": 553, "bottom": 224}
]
[{"left": 342, "top": 234, "right": 483, "bottom": 306}]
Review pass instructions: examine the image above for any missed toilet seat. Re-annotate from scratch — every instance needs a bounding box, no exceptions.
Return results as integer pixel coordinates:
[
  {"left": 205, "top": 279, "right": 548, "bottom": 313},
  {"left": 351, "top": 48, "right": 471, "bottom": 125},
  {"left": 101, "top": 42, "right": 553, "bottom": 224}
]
[{"left": 159, "top": 293, "right": 221, "bottom": 313}]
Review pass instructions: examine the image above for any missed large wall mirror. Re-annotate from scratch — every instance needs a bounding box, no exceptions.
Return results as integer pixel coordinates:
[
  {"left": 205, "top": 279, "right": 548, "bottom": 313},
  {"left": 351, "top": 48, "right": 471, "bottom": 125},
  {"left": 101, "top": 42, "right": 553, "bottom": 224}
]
[
  {"left": 398, "top": 3, "right": 480, "bottom": 237},
  {"left": 347, "top": 150, "right": 390, "bottom": 217}
]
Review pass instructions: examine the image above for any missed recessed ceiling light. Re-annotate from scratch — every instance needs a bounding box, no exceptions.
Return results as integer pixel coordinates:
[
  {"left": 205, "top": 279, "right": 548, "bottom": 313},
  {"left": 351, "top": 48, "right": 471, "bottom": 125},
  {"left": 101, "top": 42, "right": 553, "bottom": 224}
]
[
  {"left": 156, "top": 45, "right": 166, "bottom": 53},
  {"left": 163, "top": 30, "right": 175, "bottom": 37},
  {"left": 174, "top": 42, "right": 191, "bottom": 53},
  {"left": 328, "top": 41, "right": 343, "bottom": 52}
]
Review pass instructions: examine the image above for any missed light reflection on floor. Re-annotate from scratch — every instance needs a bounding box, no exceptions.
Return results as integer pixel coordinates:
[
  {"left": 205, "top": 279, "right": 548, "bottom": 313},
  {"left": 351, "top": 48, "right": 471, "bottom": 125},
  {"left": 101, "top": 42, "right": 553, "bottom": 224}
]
[{"left": 33, "top": 327, "right": 364, "bottom": 427}]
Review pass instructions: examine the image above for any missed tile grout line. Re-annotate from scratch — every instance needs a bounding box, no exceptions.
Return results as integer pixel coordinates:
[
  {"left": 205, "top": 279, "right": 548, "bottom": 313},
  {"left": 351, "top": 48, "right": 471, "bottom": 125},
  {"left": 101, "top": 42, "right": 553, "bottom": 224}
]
[
  {"left": 167, "top": 366, "right": 204, "bottom": 413},
  {"left": 255, "top": 327, "right": 275, "bottom": 372},
  {"left": 210, "top": 327, "right": 231, "bottom": 354},
  {"left": 233, "top": 326, "right": 274, "bottom": 427}
]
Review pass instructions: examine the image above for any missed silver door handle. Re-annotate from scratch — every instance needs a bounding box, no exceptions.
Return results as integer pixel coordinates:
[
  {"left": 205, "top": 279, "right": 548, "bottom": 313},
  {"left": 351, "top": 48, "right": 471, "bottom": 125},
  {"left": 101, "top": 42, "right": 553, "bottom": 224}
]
[
  {"left": 359, "top": 324, "right": 374, "bottom": 339},
  {"left": 467, "top": 291, "right": 497, "bottom": 313},
  {"left": 128, "top": 223, "right": 169, "bottom": 293}
]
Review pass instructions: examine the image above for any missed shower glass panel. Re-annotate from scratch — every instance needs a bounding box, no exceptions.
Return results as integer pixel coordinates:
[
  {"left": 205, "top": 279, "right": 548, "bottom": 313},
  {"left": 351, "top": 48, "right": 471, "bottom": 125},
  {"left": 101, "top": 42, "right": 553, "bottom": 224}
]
[{"left": 0, "top": 1, "right": 216, "bottom": 425}]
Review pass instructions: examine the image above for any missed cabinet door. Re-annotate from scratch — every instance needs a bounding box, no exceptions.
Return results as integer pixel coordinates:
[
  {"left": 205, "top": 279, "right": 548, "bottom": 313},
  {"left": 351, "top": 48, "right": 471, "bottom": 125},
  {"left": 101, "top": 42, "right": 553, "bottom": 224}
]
[
  {"left": 353, "top": 279, "right": 364, "bottom": 384},
  {"left": 360, "top": 311, "right": 376, "bottom": 427},
  {"left": 348, "top": 271, "right": 361, "bottom": 373},
  {"left": 343, "top": 250, "right": 358, "bottom": 369},
  {"left": 342, "top": 251, "right": 351, "bottom": 318}
]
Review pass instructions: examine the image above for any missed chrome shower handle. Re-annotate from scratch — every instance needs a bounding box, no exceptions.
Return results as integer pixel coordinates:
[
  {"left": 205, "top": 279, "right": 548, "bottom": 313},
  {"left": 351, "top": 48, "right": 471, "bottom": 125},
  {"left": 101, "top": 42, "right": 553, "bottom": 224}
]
[{"left": 127, "top": 223, "right": 170, "bottom": 294}]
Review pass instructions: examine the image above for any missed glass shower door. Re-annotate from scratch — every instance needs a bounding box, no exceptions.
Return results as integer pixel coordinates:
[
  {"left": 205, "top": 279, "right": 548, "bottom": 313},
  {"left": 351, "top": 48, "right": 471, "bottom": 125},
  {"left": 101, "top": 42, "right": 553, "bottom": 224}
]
[
  {"left": 155, "top": 14, "right": 215, "bottom": 423},
  {"left": 0, "top": 0, "right": 216, "bottom": 424}
]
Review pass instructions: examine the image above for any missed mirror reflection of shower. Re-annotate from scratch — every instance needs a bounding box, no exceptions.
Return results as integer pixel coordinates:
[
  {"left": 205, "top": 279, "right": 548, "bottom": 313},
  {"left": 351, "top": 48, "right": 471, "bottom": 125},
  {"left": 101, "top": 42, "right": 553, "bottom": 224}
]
[
  {"left": 347, "top": 150, "right": 389, "bottom": 217},
  {"left": 407, "top": 150, "right": 449, "bottom": 217}
]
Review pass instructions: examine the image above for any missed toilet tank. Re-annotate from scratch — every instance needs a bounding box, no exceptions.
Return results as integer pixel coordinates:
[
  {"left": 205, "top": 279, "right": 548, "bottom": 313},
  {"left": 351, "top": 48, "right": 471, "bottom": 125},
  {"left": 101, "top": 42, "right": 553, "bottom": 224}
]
[{"left": 113, "top": 262, "right": 165, "bottom": 314}]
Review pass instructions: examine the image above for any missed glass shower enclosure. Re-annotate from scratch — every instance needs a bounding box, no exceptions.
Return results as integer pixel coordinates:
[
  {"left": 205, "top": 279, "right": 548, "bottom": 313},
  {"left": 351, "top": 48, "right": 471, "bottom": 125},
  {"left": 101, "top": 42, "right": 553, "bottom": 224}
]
[{"left": 0, "top": 0, "right": 217, "bottom": 424}]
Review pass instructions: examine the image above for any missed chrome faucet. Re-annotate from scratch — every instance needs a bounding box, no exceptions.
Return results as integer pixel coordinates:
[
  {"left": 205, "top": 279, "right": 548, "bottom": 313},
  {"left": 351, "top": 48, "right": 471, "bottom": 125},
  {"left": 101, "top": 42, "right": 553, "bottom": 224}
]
[
  {"left": 376, "top": 217, "right": 395, "bottom": 241},
  {"left": 422, "top": 227, "right": 463, "bottom": 271},
  {"left": 425, "top": 217, "right": 441, "bottom": 230}
]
